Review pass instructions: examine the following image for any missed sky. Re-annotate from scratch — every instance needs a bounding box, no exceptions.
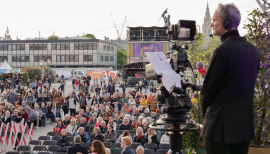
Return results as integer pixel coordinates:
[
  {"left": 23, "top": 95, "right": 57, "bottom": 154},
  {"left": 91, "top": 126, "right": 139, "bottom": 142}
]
[{"left": 0, "top": 0, "right": 260, "bottom": 40}]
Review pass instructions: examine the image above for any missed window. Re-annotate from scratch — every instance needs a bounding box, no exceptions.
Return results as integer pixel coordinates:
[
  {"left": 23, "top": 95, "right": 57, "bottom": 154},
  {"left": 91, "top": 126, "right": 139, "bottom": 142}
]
[
  {"left": 57, "top": 44, "right": 61, "bottom": 50},
  {"left": 0, "top": 56, "right": 7, "bottom": 62},
  {"left": 83, "top": 55, "right": 93, "bottom": 61},
  {"left": 93, "top": 43, "right": 97, "bottom": 50},
  {"left": 61, "top": 44, "right": 65, "bottom": 50},
  {"left": 84, "top": 44, "right": 88, "bottom": 50},
  {"left": 43, "top": 56, "right": 47, "bottom": 61},
  {"left": 52, "top": 44, "right": 56, "bottom": 50},
  {"left": 12, "top": 56, "right": 29, "bottom": 62},
  {"left": 0, "top": 44, "right": 3, "bottom": 50},
  {"left": 39, "top": 56, "right": 42, "bottom": 61},
  {"left": 34, "top": 56, "right": 51, "bottom": 62},
  {"left": 70, "top": 55, "right": 74, "bottom": 62},
  {"left": 66, "top": 43, "right": 70, "bottom": 50},
  {"left": 66, "top": 55, "right": 69, "bottom": 61},
  {"left": 103, "top": 45, "right": 106, "bottom": 50},
  {"left": 100, "top": 55, "right": 103, "bottom": 61},
  {"left": 75, "top": 55, "right": 79, "bottom": 62},
  {"left": 88, "top": 44, "right": 93, "bottom": 50},
  {"left": 61, "top": 56, "right": 65, "bottom": 62},
  {"left": 8, "top": 45, "right": 12, "bottom": 50},
  {"left": 34, "top": 56, "right": 39, "bottom": 62},
  {"left": 34, "top": 44, "right": 38, "bottom": 50},
  {"left": 79, "top": 44, "right": 83, "bottom": 50},
  {"left": 75, "top": 44, "right": 79, "bottom": 50},
  {"left": 38, "top": 44, "right": 42, "bottom": 50},
  {"left": 47, "top": 56, "right": 52, "bottom": 61},
  {"left": 105, "top": 56, "right": 109, "bottom": 61},
  {"left": 110, "top": 56, "right": 114, "bottom": 61},
  {"left": 3, "top": 44, "right": 7, "bottom": 50},
  {"left": 56, "top": 56, "right": 61, "bottom": 62},
  {"left": 30, "top": 44, "right": 34, "bottom": 50},
  {"left": 12, "top": 45, "right": 16, "bottom": 50},
  {"left": 17, "top": 44, "right": 21, "bottom": 50},
  {"left": 43, "top": 44, "right": 47, "bottom": 50},
  {"left": 21, "top": 44, "right": 25, "bottom": 50}
]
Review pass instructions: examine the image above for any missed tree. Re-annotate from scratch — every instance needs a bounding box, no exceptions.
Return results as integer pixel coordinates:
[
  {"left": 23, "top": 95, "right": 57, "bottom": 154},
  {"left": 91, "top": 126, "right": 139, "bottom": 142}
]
[
  {"left": 244, "top": 9, "right": 270, "bottom": 145},
  {"left": 83, "top": 34, "right": 96, "bottom": 39},
  {"left": 47, "top": 35, "right": 59, "bottom": 40},
  {"left": 117, "top": 48, "right": 127, "bottom": 69}
]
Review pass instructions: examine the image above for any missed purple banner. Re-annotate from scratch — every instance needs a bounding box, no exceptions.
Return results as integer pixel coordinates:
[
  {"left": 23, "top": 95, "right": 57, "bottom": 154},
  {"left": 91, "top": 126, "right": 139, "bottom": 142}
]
[
  {"left": 132, "top": 43, "right": 163, "bottom": 57},
  {"left": 133, "top": 43, "right": 141, "bottom": 57}
]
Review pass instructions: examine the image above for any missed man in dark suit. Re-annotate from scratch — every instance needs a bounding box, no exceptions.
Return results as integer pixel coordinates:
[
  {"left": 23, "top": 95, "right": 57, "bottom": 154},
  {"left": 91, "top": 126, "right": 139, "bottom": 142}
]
[
  {"left": 67, "top": 135, "right": 88, "bottom": 154},
  {"left": 121, "top": 136, "right": 135, "bottom": 154},
  {"left": 201, "top": 3, "right": 259, "bottom": 154}
]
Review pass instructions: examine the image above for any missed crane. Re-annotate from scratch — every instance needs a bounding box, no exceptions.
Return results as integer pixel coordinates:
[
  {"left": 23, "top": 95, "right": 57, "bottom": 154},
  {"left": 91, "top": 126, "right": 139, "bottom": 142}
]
[
  {"left": 110, "top": 14, "right": 127, "bottom": 40},
  {"left": 256, "top": 0, "right": 270, "bottom": 14}
]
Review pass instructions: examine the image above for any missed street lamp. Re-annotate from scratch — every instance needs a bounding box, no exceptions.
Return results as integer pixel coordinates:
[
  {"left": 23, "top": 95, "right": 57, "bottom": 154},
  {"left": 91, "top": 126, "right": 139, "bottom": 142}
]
[
  {"left": 53, "top": 60, "right": 56, "bottom": 74},
  {"left": 39, "top": 60, "right": 44, "bottom": 92}
]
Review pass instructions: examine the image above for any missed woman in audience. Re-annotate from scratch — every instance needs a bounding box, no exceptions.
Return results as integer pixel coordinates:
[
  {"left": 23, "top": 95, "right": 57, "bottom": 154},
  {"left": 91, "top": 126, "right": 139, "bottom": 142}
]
[
  {"left": 104, "top": 125, "right": 117, "bottom": 143},
  {"left": 90, "top": 127, "right": 104, "bottom": 142},
  {"left": 89, "top": 113, "right": 97, "bottom": 125},
  {"left": 92, "top": 140, "right": 107, "bottom": 154},
  {"left": 61, "top": 94, "right": 69, "bottom": 115},
  {"left": 85, "top": 107, "right": 92, "bottom": 118},
  {"left": 128, "top": 95, "right": 136, "bottom": 109},
  {"left": 120, "top": 117, "right": 130, "bottom": 130},
  {"left": 142, "top": 120, "right": 149, "bottom": 134},
  {"left": 140, "top": 95, "right": 148, "bottom": 109},
  {"left": 160, "top": 127, "right": 171, "bottom": 144},
  {"left": 138, "top": 116, "right": 143, "bottom": 125},
  {"left": 53, "top": 118, "right": 66, "bottom": 135},
  {"left": 130, "top": 116, "right": 142, "bottom": 130},
  {"left": 107, "top": 117, "right": 116, "bottom": 131},
  {"left": 75, "top": 115, "right": 81, "bottom": 125},
  {"left": 53, "top": 91, "right": 61, "bottom": 118},
  {"left": 144, "top": 108, "right": 150, "bottom": 117},
  {"left": 79, "top": 92, "right": 87, "bottom": 112},
  {"left": 133, "top": 127, "right": 145, "bottom": 145},
  {"left": 66, "top": 118, "right": 77, "bottom": 135},
  {"left": 116, "top": 130, "right": 133, "bottom": 143},
  {"left": 150, "top": 93, "right": 157, "bottom": 112},
  {"left": 145, "top": 128, "right": 157, "bottom": 144},
  {"left": 107, "top": 110, "right": 115, "bottom": 119},
  {"left": 57, "top": 129, "right": 69, "bottom": 147},
  {"left": 95, "top": 117, "right": 103, "bottom": 127},
  {"left": 104, "top": 114, "right": 109, "bottom": 125}
]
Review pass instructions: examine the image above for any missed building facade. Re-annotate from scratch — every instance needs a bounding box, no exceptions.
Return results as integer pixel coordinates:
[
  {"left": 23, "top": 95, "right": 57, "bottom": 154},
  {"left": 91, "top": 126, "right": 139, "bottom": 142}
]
[
  {"left": 0, "top": 39, "right": 118, "bottom": 69},
  {"left": 202, "top": 2, "right": 212, "bottom": 48}
]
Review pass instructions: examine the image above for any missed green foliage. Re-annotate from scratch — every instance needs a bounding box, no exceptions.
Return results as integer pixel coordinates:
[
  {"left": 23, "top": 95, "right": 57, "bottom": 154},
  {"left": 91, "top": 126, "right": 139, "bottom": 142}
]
[
  {"left": 83, "top": 34, "right": 96, "bottom": 39},
  {"left": 118, "top": 46, "right": 127, "bottom": 69},
  {"left": 21, "top": 66, "right": 55, "bottom": 81},
  {"left": 47, "top": 35, "right": 59, "bottom": 40},
  {"left": 244, "top": 9, "right": 270, "bottom": 145},
  {"left": 21, "top": 72, "right": 29, "bottom": 84}
]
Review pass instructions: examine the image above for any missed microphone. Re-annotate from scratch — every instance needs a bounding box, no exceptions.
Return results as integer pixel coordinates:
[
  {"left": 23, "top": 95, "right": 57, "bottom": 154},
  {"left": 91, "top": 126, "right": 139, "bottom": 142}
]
[{"left": 209, "top": 26, "right": 225, "bottom": 38}]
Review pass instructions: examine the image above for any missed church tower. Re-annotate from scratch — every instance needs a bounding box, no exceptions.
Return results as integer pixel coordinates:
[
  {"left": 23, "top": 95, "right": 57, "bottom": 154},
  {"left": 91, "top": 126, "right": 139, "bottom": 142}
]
[{"left": 202, "top": 1, "right": 212, "bottom": 37}]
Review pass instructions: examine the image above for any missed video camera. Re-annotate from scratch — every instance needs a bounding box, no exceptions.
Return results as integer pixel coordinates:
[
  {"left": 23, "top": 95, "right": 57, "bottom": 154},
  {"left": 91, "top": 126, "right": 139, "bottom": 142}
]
[{"left": 145, "top": 20, "right": 202, "bottom": 154}]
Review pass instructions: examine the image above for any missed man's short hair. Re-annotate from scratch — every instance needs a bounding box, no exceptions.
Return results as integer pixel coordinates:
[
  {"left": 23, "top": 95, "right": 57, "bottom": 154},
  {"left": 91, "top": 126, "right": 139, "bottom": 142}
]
[
  {"left": 81, "top": 117, "right": 86, "bottom": 121},
  {"left": 74, "top": 135, "right": 81, "bottom": 143},
  {"left": 122, "top": 136, "right": 132, "bottom": 146},
  {"left": 216, "top": 3, "right": 241, "bottom": 28},
  {"left": 25, "top": 106, "right": 30, "bottom": 109},
  {"left": 79, "top": 127, "right": 84, "bottom": 131},
  {"left": 136, "top": 146, "right": 144, "bottom": 153}
]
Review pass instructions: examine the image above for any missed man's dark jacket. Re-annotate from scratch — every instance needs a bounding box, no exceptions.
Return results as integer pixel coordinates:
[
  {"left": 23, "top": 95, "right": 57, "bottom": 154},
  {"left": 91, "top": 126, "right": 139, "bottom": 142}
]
[
  {"left": 76, "top": 123, "right": 91, "bottom": 132},
  {"left": 67, "top": 144, "right": 88, "bottom": 154},
  {"left": 201, "top": 31, "right": 260, "bottom": 144},
  {"left": 122, "top": 146, "right": 135, "bottom": 154}
]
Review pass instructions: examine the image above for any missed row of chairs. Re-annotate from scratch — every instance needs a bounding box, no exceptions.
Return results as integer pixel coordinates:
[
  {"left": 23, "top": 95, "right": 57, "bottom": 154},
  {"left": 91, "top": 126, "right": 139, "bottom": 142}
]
[{"left": 47, "top": 130, "right": 137, "bottom": 137}]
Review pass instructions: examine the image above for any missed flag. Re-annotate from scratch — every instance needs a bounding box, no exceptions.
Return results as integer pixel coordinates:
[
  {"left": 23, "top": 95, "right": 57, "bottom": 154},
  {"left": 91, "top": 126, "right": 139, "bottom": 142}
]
[
  {"left": 42, "top": 65, "right": 44, "bottom": 80},
  {"left": 53, "top": 31, "right": 55, "bottom": 35}
]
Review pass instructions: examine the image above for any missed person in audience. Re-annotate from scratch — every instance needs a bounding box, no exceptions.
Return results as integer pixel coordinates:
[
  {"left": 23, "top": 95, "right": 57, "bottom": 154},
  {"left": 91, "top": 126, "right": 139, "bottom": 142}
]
[
  {"left": 146, "top": 117, "right": 153, "bottom": 125},
  {"left": 133, "top": 127, "right": 145, "bottom": 145},
  {"left": 107, "top": 110, "right": 115, "bottom": 119},
  {"left": 130, "top": 116, "right": 142, "bottom": 130},
  {"left": 61, "top": 94, "right": 69, "bottom": 115},
  {"left": 128, "top": 95, "right": 136, "bottom": 109},
  {"left": 76, "top": 117, "right": 91, "bottom": 132},
  {"left": 104, "top": 125, "right": 117, "bottom": 143},
  {"left": 10, "top": 109, "right": 18, "bottom": 121},
  {"left": 89, "top": 113, "right": 97, "bottom": 125},
  {"left": 95, "top": 117, "right": 103, "bottom": 127},
  {"left": 57, "top": 129, "right": 69, "bottom": 147},
  {"left": 85, "top": 107, "right": 92, "bottom": 118},
  {"left": 116, "top": 130, "right": 133, "bottom": 143},
  {"left": 145, "top": 128, "right": 157, "bottom": 144},
  {"left": 160, "top": 126, "right": 171, "bottom": 144},
  {"left": 107, "top": 117, "right": 116, "bottom": 131},
  {"left": 75, "top": 115, "right": 81, "bottom": 125},
  {"left": 115, "top": 113, "right": 122, "bottom": 129},
  {"left": 53, "top": 118, "right": 67, "bottom": 135},
  {"left": 144, "top": 108, "right": 150, "bottom": 117},
  {"left": 36, "top": 94, "right": 43, "bottom": 107},
  {"left": 40, "top": 103, "right": 48, "bottom": 127},
  {"left": 24, "top": 92, "right": 35, "bottom": 108},
  {"left": 138, "top": 116, "right": 143, "bottom": 124},
  {"left": 136, "top": 146, "right": 144, "bottom": 154},
  {"left": 46, "top": 102, "right": 55, "bottom": 124},
  {"left": 63, "top": 114, "right": 70, "bottom": 126},
  {"left": 120, "top": 117, "right": 130, "bottom": 130},
  {"left": 100, "top": 121, "right": 108, "bottom": 134},
  {"left": 121, "top": 136, "right": 135, "bottom": 154},
  {"left": 104, "top": 114, "right": 109, "bottom": 125},
  {"left": 150, "top": 112, "right": 158, "bottom": 122},
  {"left": 89, "top": 127, "right": 104, "bottom": 142},
  {"left": 67, "top": 135, "right": 88, "bottom": 154},
  {"left": 75, "top": 127, "right": 90, "bottom": 143},
  {"left": 125, "top": 114, "right": 133, "bottom": 124},
  {"left": 142, "top": 120, "right": 149, "bottom": 134},
  {"left": 138, "top": 106, "right": 144, "bottom": 113},
  {"left": 92, "top": 140, "right": 107, "bottom": 154},
  {"left": 13, "top": 111, "right": 24, "bottom": 150},
  {"left": 1, "top": 111, "right": 11, "bottom": 135},
  {"left": 68, "top": 94, "right": 76, "bottom": 116},
  {"left": 33, "top": 105, "right": 43, "bottom": 129},
  {"left": 21, "top": 109, "right": 28, "bottom": 126},
  {"left": 66, "top": 118, "right": 78, "bottom": 135},
  {"left": 140, "top": 95, "right": 148, "bottom": 109},
  {"left": 54, "top": 91, "right": 61, "bottom": 118}
]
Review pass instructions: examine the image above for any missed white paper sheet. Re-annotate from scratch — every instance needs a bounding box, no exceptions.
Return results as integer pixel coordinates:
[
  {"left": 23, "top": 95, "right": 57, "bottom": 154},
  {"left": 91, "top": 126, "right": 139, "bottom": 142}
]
[{"left": 145, "top": 52, "right": 181, "bottom": 91}]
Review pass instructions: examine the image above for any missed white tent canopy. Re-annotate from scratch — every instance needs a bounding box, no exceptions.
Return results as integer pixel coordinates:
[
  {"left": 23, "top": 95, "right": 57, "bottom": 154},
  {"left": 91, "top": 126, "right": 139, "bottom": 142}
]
[{"left": 0, "top": 60, "right": 12, "bottom": 69}]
